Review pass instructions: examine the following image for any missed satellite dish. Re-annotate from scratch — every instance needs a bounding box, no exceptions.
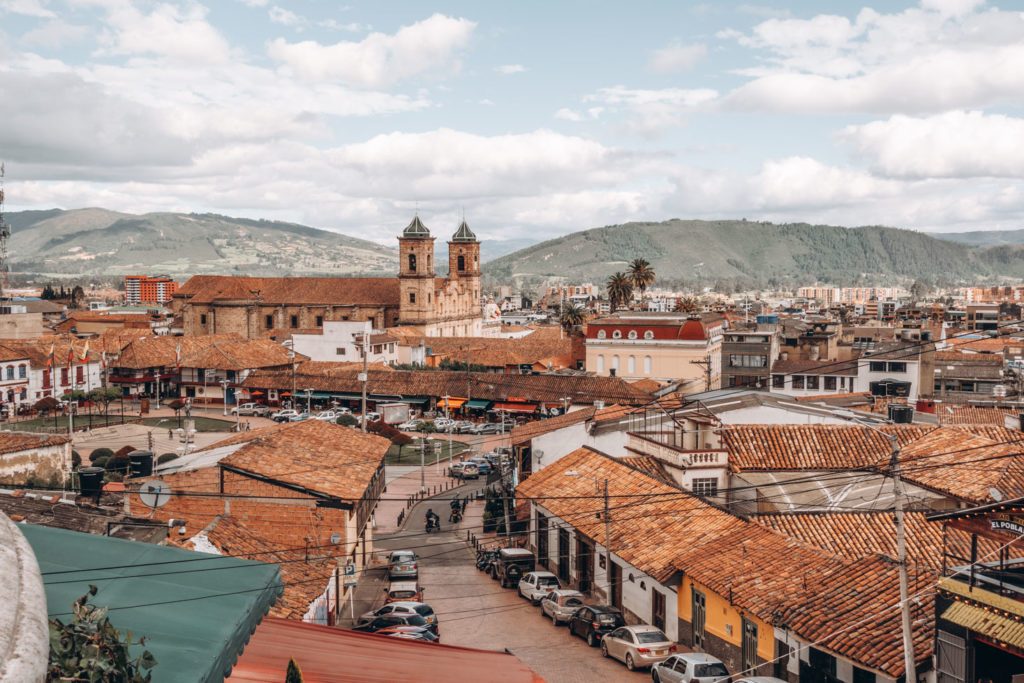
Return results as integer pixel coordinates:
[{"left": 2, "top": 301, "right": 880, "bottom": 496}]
[
  {"left": 139, "top": 480, "right": 171, "bottom": 508},
  {"left": 330, "top": 532, "right": 342, "bottom": 545},
  {"left": 990, "top": 487, "right": 1004, "bottom": 502}
]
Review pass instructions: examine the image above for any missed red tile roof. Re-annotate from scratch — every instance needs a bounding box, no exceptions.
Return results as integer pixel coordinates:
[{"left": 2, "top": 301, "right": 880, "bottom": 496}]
[
  {"left": 175, "top": 275, "right": 400, "bottom": 307},
  {"left": 0, "top": 431, "right": 70, "bottom": 455},
  {"left": 935, "top": 405, "right": 1011, "bottom": 426},
  {"left": 509, "top": 407, "right": 595, "bottom": 445},
  {"left": 180, "top": 339, "right": 301, "bottom": 371}
]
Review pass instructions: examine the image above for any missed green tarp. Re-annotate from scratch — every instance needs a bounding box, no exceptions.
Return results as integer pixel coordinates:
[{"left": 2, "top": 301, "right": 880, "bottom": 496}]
[
  {"left": 465, "top": 399, "right": 492, "bottom": 409},
  {"left": 23, "top": 524, "right": 282, "bottom": 683}
]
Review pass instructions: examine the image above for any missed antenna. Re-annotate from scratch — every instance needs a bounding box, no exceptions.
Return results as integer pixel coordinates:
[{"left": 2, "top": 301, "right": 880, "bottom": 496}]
[
  {"left": 0, "top": 162, "right": 9, "bottom": 302},
  {"left": 139, "top": 480, "right": 171, "bottom": 509}
]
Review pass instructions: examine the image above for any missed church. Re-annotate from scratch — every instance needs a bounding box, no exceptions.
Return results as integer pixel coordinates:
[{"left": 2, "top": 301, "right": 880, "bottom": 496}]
[{"left": 171, "top": 216, "right": 484, "bottom": 339}]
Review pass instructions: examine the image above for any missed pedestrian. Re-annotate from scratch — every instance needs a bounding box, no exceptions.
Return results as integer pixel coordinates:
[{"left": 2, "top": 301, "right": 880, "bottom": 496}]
[
  {"left": 461, "top": 495, "right": 468, "bottom": 514},
  {"left": 246, "top": 421, "right": 251, "bottom": 431},
  {"left": 168, "top": 428, "right": 173, "bottom": 440}
]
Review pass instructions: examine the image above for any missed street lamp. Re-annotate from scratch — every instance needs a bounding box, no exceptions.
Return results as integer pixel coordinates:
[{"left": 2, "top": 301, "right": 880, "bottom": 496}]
[
  {"left": 219, "top": 379, "right": 229, "bottom": 416},
  {"left": 420, "top": 436, "right": 433, "bottom": 494},
  {"left": 565, "top": 470, "right": 611, "bottom": 606},
  {"left": 442, "top": 394, "right": 454, "bottom": 474}
]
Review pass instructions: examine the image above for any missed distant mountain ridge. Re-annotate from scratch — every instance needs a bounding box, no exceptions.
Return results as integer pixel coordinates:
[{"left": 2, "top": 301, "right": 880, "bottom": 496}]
[
  {"left": 485, "top": 219, "right": 1024, "bottom": 288},
  {"left": 927, "top": 229, "right": 1024, "bottom": 248}
]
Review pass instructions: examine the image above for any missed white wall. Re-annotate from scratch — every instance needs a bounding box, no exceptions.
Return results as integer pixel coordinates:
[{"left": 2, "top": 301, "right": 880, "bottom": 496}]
[{"left": 292, "top": 321, "right": 396, "bottom": 364}]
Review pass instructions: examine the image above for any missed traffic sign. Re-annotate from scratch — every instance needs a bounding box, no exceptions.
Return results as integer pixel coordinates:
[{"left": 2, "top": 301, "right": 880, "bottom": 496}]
[{"left": 343, "top": 564, "right": 355, "bottom": 576}]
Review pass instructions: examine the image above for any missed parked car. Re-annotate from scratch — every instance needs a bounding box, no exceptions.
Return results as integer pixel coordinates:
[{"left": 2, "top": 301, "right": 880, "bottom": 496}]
[
  {"left": 471, "top": 422, "right": 504, "bottom": 435},
  {"left": 387, "top": 550, "right": 418, "bottom": 580},
  {"left": 491, "top": 547, "right": 536, "bottom": 588},
  {"left": 651, "top": 653, "right": 730, "bottom": 683},
  {"left": 351, "top": 612, "right": 436, "bottom": 635},
  {"left": 539, "top": 589, "right": 585, "bottom": 625},
  {"left": 357, "top": 412, "right": 382, "bottom": 424},
  {"left": 287, "top": 411, "right": 310, "bottom": 422},
  {"left": 314, "top": 409, "right": 342, "bottom": 422},
  {"left": 567, "top": 605, "right": 626, "bottom": 647},
  {"left": 450, "top": 462, "right": 478, "bottom": 479},
  {"left": 433, "top": 417, "right": 455, "bottom": 430},
  {"left": 333, "top": 406, "right": 352, "bottom": 415},
  {"left": 270, "top": 409, "right": 298, "bottom": 422},
  {"left": 453, "top": 420, "right": 475, "bottom": 433},
  {"left": 397, "top": 419, "right": 424, "bottom": 431},
  {"left": 376, "top": 625, "right": 440, "bottom": 643},
  {"left": 232, "top": 403, "right": 269, "bottom": 417},
  {"left": 357, "top": 601, "right": 436, "bottom": 627},
  {"left": 601, "top": 625, "right": 675, "bottom": 671},
  {"left": 733, "top": 678, "right": 788, "bottom": 683},
  {"left": 468, "top": 457, "right": 493, "bottom": 476},
  {"left": 518, "top": 571, "right": 561, "bottom": 605},
  {"left": 385, "top": 580, "right": 423, "bottom": 603}
]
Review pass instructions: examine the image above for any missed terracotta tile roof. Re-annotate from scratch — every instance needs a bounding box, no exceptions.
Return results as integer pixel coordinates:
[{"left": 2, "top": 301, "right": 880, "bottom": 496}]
[
  {"left": 243, "top": 366, "right": 653, "bottom": 406},
  {"left": 618, "top": 455, "right": 675, "bottom": 485},
  {"left": 509, "top": 407, "right": 595, "bottom": 445},
  {"left": 947, "top": 336, "right": 1011, "bottom": 353},
  {"left": 628, "top": 378, "right": 662, "bottom": 393},
  {"left": 776, "top": 555, "right": 936, "bottom": 679},
  {"left": 188, "top": 515, "right": 335, "bottom": 620},
  {"left": 202, "top": 419, "right": 390, "bottom": 501},
  {"left": 415, "top": 335, "right": 573, "bottom": 370},
  {"left": 516, "top": 447, "right": 747, "bottom": 582},
  {"left": 722, "top": 424, "right": 932, "bottom": 471},
  {"left": 935, "top": 405, "right": 1011, "bottom": 426},
  {"left": 0, "top": 344, "right": 30, "bottom": 363},
  {"left": 113, "top": 334, "right": 238, "bottom": 370},
  {"left": 0, "top": 431, "right": 70, "bottom": 455},
  {"left": 935, "top": 350, "right": 1004, "bottom": 364},
  {"left": 593, "top": 404, "right": 634, "bottom": 424},
  {"left": 175, "top": 275, "right": 400, "bottom": 307},
  {"left": 180, "top": 339, "right": 301, "bottom": 371}
]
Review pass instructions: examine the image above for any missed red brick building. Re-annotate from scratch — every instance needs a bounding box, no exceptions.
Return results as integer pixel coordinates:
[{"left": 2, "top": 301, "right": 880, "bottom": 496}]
[{"left": 124, "top": 275, "right": 179, "bottom": 305}]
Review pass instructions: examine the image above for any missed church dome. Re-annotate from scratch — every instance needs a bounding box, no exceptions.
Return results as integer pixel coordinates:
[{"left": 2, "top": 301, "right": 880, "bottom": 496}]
[
  {"left": 403, "top": 215, "right": 431, "bottom": 238},
  {"left": 451, "top": 219, "right": 477, "bottom": 242}
]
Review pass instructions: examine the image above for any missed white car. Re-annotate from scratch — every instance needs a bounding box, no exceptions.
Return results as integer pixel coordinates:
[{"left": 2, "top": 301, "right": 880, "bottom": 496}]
[
  {"left": 651, "top": 653, "right": 730, "bottom": 683},
  {"left": 397, "top": 419, "right": 424, "bottom": 431},
  {"left": 433, "top": 417, "right": 454, "bottom": 430},
  {"left": 539, "top": 589, "right": 585, "bottom": 625},
  {"left": 518, "top": 571, "right": 561, "bottom": 605},
  {"left": 601, "top": 625, "right": 675, "bottom": 671},
  {"left": 314, "top": 409, "right": 341, "bottom": 422},
  {"left": 231, "top": 403, "right": 269, "bottom": 417},
  {"left": 356, "top": 601, "right": 437, "bottom": 627},
  {"left": 270, "top": 409, "right": 298, "bottom": 422}
]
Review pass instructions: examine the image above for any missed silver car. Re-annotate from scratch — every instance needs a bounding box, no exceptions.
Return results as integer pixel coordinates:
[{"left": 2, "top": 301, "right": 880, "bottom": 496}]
[
  {"left": 539, "top": 589, "right": 585, "bottom": 625},
  {"left": 651, "top": 653, "right": 730, "bottom": 683},
  {"left": 387, "top": 550, "right": 418, "bottom": 580},
  {"left": 356, "top": 601, "right": 436, "bottom": 627},
  {"left": 518, "top": 571, "right": 561, "bottom": 605},
  {"left": 602, "top": 624, "right": 675, "bottom": 671}
]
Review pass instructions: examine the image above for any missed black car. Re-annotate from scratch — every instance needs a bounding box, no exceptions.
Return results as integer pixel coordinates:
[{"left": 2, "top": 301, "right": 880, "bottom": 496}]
[
  {"left": 567, "top": 605, "right": 626, "bottom": 647},
  {"left": 351, "top": 613, "right": 438, "bottom": 636}
]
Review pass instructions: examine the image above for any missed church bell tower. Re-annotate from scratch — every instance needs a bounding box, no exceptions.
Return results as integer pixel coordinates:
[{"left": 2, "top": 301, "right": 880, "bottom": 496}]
[{"left": 398, "top": 215, "right": 435, "bottom": 325}]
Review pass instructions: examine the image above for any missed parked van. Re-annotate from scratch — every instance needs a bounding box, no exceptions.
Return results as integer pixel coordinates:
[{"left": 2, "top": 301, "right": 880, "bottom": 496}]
[{"left": 385, "top": 580, "right": 423, "bottom": 604}]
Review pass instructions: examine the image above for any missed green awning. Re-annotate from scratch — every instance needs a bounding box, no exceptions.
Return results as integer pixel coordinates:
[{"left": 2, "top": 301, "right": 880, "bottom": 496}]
[
  {"left": 24, "top": 524, "right": 282, "bottom": 683},
  {"left": 465, "top": 399, "right": 492, "bottom": 409},
  {"left": 398, "top": 397, "right": 428, "bottom": 405},
  {"left": 311, "top": 392, "right": 339, "bottom": 399}
]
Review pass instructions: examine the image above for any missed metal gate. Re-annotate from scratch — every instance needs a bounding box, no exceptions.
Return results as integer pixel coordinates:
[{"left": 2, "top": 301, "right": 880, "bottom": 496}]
[
  {"left": 692, "top": 588, "right": 706, "bottom": 650},
  {"left": 936, "top": 630, "right": 966, "bottom": 683},
  {"left": 536, "top": 514, "right": 548, "bottom": 567}
]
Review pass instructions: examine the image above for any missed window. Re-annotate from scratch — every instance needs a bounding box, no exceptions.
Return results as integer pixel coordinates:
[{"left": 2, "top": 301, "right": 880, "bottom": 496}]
[
  {"left": 869, "top": 361, "right": 886, "bottom": 372},
  {"left": 806, "top": 375, "right": 819, "bottom": 390},
  {"left": 792, "top": 375, "right": 805, "bottom": 389},
  {"left": 693, "top": 478, "right": 718, "bottom": 496},
  {"left": 612, "top": 330, "right": 622, "bottom": 339},
  {"left": 644, "top": 356, "right": 652, "bottom": 375},
  {"left": 597, "top": 330, "right": 606, "bottom": 339},
  {"left": 19, "top": 388, "right": 25, "bottom": 400},
  {"left": 627, "top": 356, "right": 635, "bottom": 374},
  {"left": 824, "top": 376, "right": 837, "bottom": 390},
  {"left": 4, "top": 366, "right": 12, "bottom": 380},
  {"left": 887, "top": 362, "right": 907, "bottom": 373},
  {"left": 316, "top": 316, "right": 323, "bottom": 327},
  {"left": 627, "top": 330, "right": 637, "bottom": 340},
  {"left": 76, "top": 366, "right": 83, "bottom": 383},
  {"left": 290, "top": 315, "right": 298, "bottom": 328},
  {"left": 729, "top": 354, "right": 767, "bottom": 368},
  {"left": 611, "top": 355, "right": 619, "bottom": 372},
  {"left": 265, "top": 315, "right": 273, "bottom": 328},
  {"left": 597, "top": 355, "right": 605, "bottom": 372},
  {"left": 18, "top": 365, "right": 26, "bottom": 379},
  {"left": 409, "top": 293, "right": 416, "bottom": 304},
  {"left": 60, "top": 368, "right": 68, "bottom": 385},
  {"left": 200, "top": 314, "right": 207, "bottom": 325},
  {"left": 42, "top": 370, "right": 50, "bottom": 388},
  {"left": 457, "top": 255, "right": 465, "bottom": 271},
  {"left": 336, "top": 348, "right": 346, "bottom": 356},
  {"left": 852, "top": 667, "right": 875, "bottom": 683},
  {"left": 408, "top": 253, "right": 417, "bottom": 272},
  {"left": 772, "top": 375, "right": 784, "bottom": 388},
  {"left": 644, "top": 330, "right": 654, "bottom": 340}
]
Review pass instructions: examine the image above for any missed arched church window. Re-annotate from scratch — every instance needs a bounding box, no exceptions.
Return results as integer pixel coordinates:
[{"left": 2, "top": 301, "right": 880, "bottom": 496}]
[
  {"left": 408, "top": 253, "right": 417, "bottom": 272},
  {"left": 458, "top": 255, "right": 465, "bottom": 271}
]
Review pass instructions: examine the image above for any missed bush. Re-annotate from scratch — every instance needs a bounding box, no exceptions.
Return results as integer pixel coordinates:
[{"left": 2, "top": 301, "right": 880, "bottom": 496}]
[
  {"left": 157, "top": 453, "right": 178, "bottom": 464},
  {"left": 71, "top": 452, "right": 82, "bottom": 469},
  {"left": 336, "top": 414, "right": 358, "bottom": 427},
  {"left": 89, "top": 447, "right": 114, "bottom": 463},
  {"left": 106, "top": 456, "right": 129, "bottom": 474},
  {"left": 90, "top": 456, "right": 109, "bottom": 469},
  {"left": 103, "top": 472, "right": 124, "bottom": 483},
  {"left": 417, "top": 420, "right": 437, "bottom": 434}
]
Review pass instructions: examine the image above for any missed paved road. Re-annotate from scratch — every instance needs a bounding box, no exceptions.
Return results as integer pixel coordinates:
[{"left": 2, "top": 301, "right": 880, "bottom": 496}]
[{"left": 372, "top": 485, "right": 641, "bottom": 683}]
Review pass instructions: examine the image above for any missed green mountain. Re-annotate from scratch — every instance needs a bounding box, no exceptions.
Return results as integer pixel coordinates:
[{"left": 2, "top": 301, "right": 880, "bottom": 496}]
[
  {"left": 928, "top": 229, "right": 1024, "bottom": 248},
  {"left": 6, "top": 209, "right": 397, "bottom": 278},
  {"left": 485, "top": 219, "right": 1024, "bottom": 289}
]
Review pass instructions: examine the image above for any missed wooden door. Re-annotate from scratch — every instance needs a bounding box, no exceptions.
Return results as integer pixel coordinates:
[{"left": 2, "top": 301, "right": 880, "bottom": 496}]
[
  {"left": 558, "top": 528, "right": 571, "bottom": 582},
  {"left": 692, "top": 588, "right": 706, "bottom": 650},
  {"left": 576, "top": 539, "right": 592, "bottom": 593},
  {"left": 652, "top": 589, "right": 666, "bottom": 631}
]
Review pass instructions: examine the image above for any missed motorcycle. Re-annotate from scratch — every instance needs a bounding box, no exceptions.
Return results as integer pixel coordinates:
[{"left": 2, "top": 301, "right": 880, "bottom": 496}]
[
  {"left": 449, "top": 508, "right": 463, "bottom": 524},
  {"left": 476, "top": 548, "right": 499, "bottom": 573},
  {"left": 425, "top": 516, "right": 441, "bottom": 534}
]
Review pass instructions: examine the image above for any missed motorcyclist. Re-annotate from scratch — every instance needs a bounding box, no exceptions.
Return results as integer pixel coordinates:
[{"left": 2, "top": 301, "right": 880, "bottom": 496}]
[{"left": 425, "top": 508, "right": 440, "bottom": 531}]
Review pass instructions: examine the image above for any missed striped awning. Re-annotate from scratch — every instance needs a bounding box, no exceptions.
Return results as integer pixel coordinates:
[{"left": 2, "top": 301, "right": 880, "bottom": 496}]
[{"left": 941, "top": 601, "right": 1024, "bottom": 650}]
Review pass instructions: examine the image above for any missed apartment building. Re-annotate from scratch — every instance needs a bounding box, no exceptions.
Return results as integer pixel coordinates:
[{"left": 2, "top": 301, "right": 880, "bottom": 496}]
[{"left": 124, "top": 276, "right": 179, "bottom": 305}]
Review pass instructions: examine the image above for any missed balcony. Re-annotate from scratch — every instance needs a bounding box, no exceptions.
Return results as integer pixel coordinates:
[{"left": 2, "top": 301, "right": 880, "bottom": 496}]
[{"left": 626, "top": 432, "right": 728, "bottom": 470}]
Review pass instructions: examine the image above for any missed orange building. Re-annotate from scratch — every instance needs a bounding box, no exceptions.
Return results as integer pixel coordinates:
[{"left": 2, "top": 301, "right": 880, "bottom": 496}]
[{"left": 124, "top": 275, "right": 178, "bottom": 305}]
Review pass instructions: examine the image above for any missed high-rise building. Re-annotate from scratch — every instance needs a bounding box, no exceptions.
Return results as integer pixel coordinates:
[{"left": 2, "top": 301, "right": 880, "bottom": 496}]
[{"left": 124, "top": 276, "right": 179, "bottom": 305}]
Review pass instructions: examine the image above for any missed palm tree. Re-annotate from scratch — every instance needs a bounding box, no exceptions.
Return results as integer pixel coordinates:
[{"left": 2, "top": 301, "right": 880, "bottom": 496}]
[
  {"left": 675, "top": 296, "right": 699, "bottom": 315},
  {"left": 628, "top": 258, "right": 655, "bottom": 307},
  {"left": 558, "top": 302, "right": 587, "bottom": 335},
  {"left": 606, "top": 272, "right": 633, "bottom": 311}
]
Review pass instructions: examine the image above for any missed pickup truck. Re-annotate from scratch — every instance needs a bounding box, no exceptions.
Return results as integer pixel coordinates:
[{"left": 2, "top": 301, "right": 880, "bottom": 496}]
[{"left": 232, "top": 403, "right": 270, "bottom": 417}]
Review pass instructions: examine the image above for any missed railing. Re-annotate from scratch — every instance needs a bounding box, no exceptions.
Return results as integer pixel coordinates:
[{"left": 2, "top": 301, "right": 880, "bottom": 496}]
[{"left": 627, "top": 433, "right": 728, "bottom": 469}]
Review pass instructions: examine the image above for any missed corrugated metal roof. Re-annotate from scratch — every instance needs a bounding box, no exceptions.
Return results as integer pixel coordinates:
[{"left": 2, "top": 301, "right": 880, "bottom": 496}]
[{"left": 941, "top": 600, "right": 1024, "bottom": 650}]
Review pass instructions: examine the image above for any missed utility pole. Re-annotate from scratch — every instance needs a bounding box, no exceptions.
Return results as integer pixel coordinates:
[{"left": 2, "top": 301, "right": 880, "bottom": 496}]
[
  {"left": 888, "top": 432, "right": 917, "bottom": 683},
  {"left": 360, "top": 322, "right": 369, "bottom": 432},
  {"left": 689, "top": 355, "right": 713, "bottom": 392},
  {"left": 602, "top": 478, "right": 611, "bottom": 605}
]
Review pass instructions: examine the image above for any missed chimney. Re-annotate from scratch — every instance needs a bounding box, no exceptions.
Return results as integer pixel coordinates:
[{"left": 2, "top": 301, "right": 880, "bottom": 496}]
[{"left": 609, "top": 368, "right": 616, "bottom": 377}]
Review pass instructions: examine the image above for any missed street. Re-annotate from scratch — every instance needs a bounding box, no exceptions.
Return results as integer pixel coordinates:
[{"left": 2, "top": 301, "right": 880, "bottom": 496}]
[{"left": 371, "top": 484, "right": 640, "bottom": 683}]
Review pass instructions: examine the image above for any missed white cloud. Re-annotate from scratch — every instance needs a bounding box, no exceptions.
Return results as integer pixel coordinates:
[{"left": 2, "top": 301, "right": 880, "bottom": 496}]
[
  {"left": 721, "top": 3, "right": 1024, "bottom": 113},
  {"left": 586, "top": 86, "right": 718, "bottom": 135},
  {"left": 237, "top": 0, "right": 268, "bottom": 6},
  {"left": 0, "top": 0, "right": 54, "bottom": 18},
  {"left": 20, "top": 19, "right": 90, "bottom": 48},
  {"left": 95, "top": 2, "right": 233, "bottom": 65},
  {"left": 648, "top": 41, "right": 706, "bottom": 73},
  {"left": 554, "top": 108, "right": 583, "bottom": 122},
  {"left": 478, "top": 98, "right": 494, "bottom": 106},
  {"left": 267, "top": 13, "right": 476, "bottom": 87},
  {"left": 838, "top": 110, "right": 1024, "bottom": 179},
  {"left": 319, "top": 19, "right": 368, "bottom": 32},
  {"left": 495, "top": 64, "right": 525, "bottom": 74},
  {"left": 269, "top": 6, "right": 304, "bottom": 27}
]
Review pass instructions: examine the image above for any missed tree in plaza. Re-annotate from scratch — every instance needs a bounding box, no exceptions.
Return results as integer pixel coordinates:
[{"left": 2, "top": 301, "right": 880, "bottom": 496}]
[
  {"left": 89, "top": 386, "right": 123, "bottom": 422},
  {"left": 558, "top": 302, "right": 587, "bottom": 335},
  {"left": 605, "top": 272, "right": 633, "bottom": 311},
  {"left": 674, "top": 296, "right": 699, "bottom": 315},
  {"left": 628, "top": 258, "right": 655, "bottom": 307}
]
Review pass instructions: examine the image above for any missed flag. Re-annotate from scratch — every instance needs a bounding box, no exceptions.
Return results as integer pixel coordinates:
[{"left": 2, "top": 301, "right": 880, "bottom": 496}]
[
  {"left": 78, "top": 340, "right": 90, "bottom": 362},
  {"left": 175, "top": 341, "right": 181, "bottom": 370},
  {"left": 45, "top": 344, "right": 54, "bottom": 371}
]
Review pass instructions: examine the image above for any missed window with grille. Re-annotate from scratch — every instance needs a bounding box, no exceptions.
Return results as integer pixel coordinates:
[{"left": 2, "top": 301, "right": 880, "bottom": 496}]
[{"left": 692, "top": 478, "right": 718, "bottom": 497}]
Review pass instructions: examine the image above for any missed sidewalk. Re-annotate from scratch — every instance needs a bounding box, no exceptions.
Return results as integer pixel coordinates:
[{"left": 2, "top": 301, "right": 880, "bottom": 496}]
[{"left": 375, "top": 464, "right": 466, "bottom": 534}]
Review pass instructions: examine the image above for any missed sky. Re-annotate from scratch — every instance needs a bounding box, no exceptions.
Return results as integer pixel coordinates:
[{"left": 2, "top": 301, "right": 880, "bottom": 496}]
[{"left": 1, "top": 0, "right": 1023, "bottom": 246}]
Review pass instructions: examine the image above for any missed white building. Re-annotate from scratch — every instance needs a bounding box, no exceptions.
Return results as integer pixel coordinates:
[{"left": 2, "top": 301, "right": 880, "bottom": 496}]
[{"left": 290, "top": 321, "right": 398, "bottom": 365}]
